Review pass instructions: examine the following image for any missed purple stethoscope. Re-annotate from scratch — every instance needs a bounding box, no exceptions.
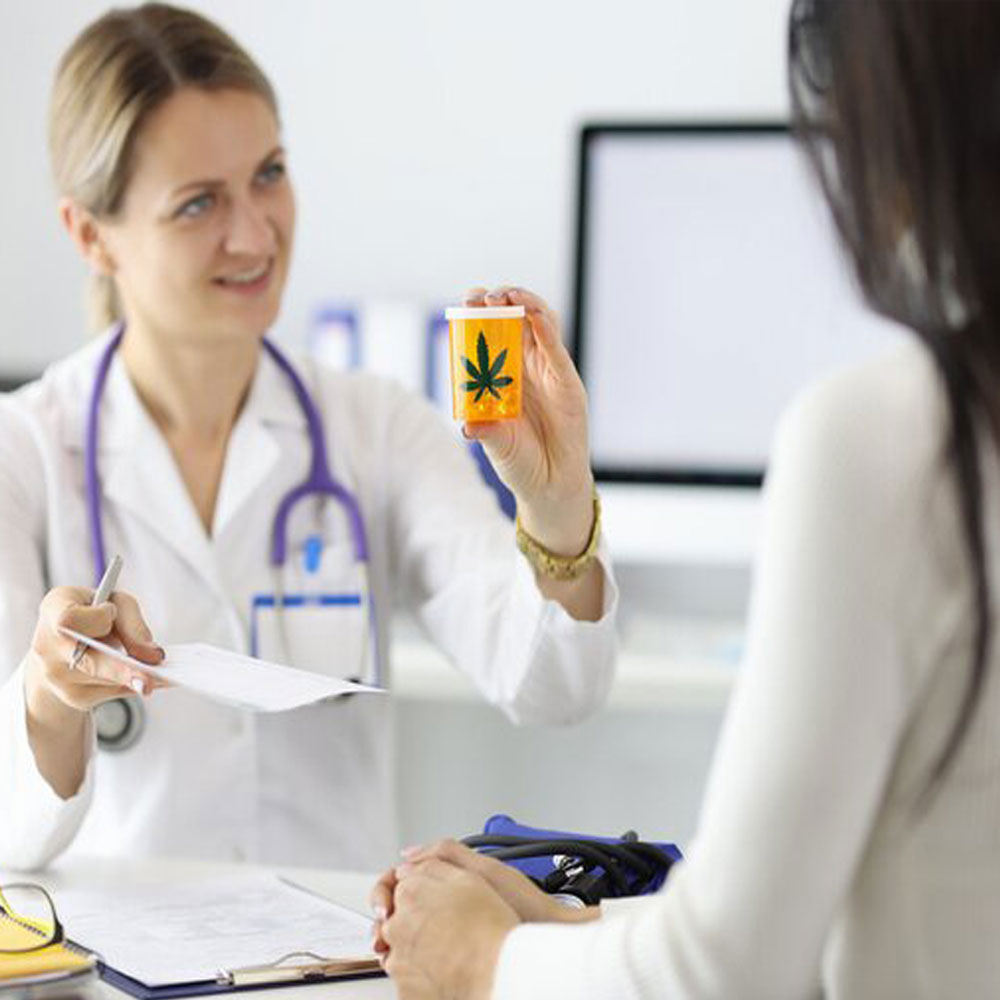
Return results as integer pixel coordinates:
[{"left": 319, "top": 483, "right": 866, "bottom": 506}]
[{"left": 85, "top": 325, "right": 378, "bottom": 728}]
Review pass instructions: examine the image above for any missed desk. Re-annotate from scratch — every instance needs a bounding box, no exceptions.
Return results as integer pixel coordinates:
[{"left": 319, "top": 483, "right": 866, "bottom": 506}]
[{"left": 2, "top": 856, "right": 395, "bottom": 999}]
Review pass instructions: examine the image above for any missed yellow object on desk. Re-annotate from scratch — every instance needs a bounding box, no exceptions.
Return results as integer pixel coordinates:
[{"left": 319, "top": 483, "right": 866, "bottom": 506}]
[
  {"left": 0, "top": 940, "right": 94, "bottom": 982},
  {"left": 0, "top": 887, "right": 95, "bottom": 983}
]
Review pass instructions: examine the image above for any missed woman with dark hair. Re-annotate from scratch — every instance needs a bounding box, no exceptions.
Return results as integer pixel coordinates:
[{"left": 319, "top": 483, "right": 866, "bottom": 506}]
[{"left": 371, "top": 2, "right": 1000, "bottom": 996}]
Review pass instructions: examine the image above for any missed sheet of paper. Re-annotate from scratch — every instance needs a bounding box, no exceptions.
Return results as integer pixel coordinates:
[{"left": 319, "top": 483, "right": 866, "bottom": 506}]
[
  {"left": 60, "top": 628, "right": 382, "bottom": 712},
  {"left": 54, "top": 873, "right": 374, "bottom": 987}
]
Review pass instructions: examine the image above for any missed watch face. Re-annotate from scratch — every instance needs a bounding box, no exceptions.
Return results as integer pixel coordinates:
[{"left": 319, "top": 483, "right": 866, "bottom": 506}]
[{"left": 95, "top": 698, "right": 144, "bottom": 752}]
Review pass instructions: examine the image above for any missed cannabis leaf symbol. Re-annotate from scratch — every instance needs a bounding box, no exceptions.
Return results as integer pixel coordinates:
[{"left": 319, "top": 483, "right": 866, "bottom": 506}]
[{"left": 461, "top": 331, "right": 513, "bottom": 402}]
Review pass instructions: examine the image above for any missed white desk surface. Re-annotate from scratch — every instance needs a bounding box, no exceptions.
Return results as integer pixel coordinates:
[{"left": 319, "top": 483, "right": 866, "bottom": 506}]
[{"left": 3, "top": 855, "right": 395, "bottom": 1000}]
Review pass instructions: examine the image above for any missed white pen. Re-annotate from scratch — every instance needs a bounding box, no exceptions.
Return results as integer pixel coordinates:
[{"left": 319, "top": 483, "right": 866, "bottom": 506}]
[{"left": 68, "top": 554, "right": 124, "bottom": 671}]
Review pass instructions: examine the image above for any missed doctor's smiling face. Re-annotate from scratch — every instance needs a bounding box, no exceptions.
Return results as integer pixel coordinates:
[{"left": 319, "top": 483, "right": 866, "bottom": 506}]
[{"left": 86, "top": 86, "right": 295, "bottom": 348}]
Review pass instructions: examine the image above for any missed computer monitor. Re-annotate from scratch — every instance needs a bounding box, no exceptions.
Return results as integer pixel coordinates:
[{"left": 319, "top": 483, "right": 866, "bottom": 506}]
[{"left": 571, "top": 123, "right": 903, "bottom": 486}]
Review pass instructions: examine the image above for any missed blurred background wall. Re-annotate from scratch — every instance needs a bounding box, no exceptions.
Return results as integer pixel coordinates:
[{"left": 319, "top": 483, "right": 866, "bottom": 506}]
[{"left": 1, "top": 0, "right": 789, "bottom": 372}]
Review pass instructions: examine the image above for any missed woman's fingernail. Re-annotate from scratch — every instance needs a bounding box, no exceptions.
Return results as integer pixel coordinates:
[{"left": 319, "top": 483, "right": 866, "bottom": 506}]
[
  {"left": 400, "top": 845, "right": 421, "bottom": 859},
  {"left": 374, "top": 905, "right": 387, "bottom": 921},
  {"left": 130, "top": 677, "right": 144, "bottom": 695}
]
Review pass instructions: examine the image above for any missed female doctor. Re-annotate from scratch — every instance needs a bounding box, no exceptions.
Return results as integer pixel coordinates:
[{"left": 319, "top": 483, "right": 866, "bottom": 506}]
[{"left": 0, "top": 3, "right": 616, "bottom": 872}]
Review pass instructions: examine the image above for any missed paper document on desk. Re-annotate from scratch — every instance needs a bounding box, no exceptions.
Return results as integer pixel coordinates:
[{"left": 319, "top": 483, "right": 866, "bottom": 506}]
[
  {"left": 60, "top": 628, "right": 382, "bottom": 712},
  {"left": 54, "top": 873, "right": 374, "bottom": 988}
]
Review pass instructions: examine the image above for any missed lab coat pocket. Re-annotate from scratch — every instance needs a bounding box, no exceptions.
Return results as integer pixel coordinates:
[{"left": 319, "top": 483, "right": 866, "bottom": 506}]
[{"left": 250, "top": 539, "right": 373, "bottom": 682}]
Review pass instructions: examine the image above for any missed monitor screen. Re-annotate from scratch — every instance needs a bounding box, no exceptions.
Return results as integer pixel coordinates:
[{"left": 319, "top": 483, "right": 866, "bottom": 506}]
[{"left": 572, "top": 124, "right": 904, "bottom": 485}]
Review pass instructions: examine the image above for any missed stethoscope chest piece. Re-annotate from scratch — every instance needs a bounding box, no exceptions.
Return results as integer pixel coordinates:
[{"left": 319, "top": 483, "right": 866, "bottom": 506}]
[{"left": 95, "top": 697, "right": 145, "bottom": 753}]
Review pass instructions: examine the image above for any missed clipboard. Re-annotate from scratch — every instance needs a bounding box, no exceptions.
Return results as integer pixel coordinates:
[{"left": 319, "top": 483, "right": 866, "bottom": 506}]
[
  {"left": 96, "top": 951, "right": 382, "bottom": 998},
  {"left": 219, "top": 950, "right": 381, "bottom": 988},
  {"left": 51, "top": 874, "right": 384, "bottom": 999}
]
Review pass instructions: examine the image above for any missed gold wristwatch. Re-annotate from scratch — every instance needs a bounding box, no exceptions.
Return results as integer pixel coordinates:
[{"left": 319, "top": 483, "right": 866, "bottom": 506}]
[{"left": 515, "top": 487, "right": 601, "bottom": 581}]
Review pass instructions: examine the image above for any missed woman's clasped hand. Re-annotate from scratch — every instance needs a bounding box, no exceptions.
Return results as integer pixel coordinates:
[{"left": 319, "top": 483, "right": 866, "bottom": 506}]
[{"left": 370, "top": 839, "right": 595, "bottom": 999}]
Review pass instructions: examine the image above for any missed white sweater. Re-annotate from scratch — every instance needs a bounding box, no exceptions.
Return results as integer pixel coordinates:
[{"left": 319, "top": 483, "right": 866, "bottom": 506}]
[{"left": 495, "top": 341, "right": 1000, "bottom": 999}]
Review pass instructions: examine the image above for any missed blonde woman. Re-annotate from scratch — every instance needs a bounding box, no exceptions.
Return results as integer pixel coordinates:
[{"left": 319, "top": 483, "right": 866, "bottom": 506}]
[{"left": 0, "top": 3, "right": 615, "bottom": 872}]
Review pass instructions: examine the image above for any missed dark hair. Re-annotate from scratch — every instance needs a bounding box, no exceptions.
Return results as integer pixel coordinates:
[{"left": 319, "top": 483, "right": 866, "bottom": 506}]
[{"left": 789, "top": 0, "right": 1000, "bottom": 786}]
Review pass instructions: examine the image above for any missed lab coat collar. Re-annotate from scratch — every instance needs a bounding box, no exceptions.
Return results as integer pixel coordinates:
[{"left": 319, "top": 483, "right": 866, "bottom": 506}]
[
  {"left": 210, "top": 349, "right": 307, "bottom": 536},
  {"left": 60, "top": 331, "right": 307, "bottom": 454},
  {"left": 60, "top": 331, "right": 310, "bottom": 594},
  {"left": 239, "top": 337, "right": 311, "bottom": 433}
]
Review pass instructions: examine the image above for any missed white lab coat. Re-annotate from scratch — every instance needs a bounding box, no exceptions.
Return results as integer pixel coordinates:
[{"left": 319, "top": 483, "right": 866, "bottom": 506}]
[{"left": 0, "top": 331, "right": 618, "bottom": 872}]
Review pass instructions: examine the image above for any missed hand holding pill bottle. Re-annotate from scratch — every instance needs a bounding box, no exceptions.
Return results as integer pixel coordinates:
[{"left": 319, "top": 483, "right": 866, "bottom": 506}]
[{"left": 445, "top": 306, "right": 525, "bottom": 422}]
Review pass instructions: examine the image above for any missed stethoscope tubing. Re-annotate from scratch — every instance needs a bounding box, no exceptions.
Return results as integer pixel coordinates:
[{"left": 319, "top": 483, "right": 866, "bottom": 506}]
[
  {"left": 260, "top": 339, "right": 369, "bottom": 566},
  {"left": 84, "top": 323, "right": 123, "bottom": 583},
  {"left": 82, "top": 325, "right": 383, "bottom": 730},
  {"left": 85, "top": 324, "right": 369, "bottom": 582}
]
